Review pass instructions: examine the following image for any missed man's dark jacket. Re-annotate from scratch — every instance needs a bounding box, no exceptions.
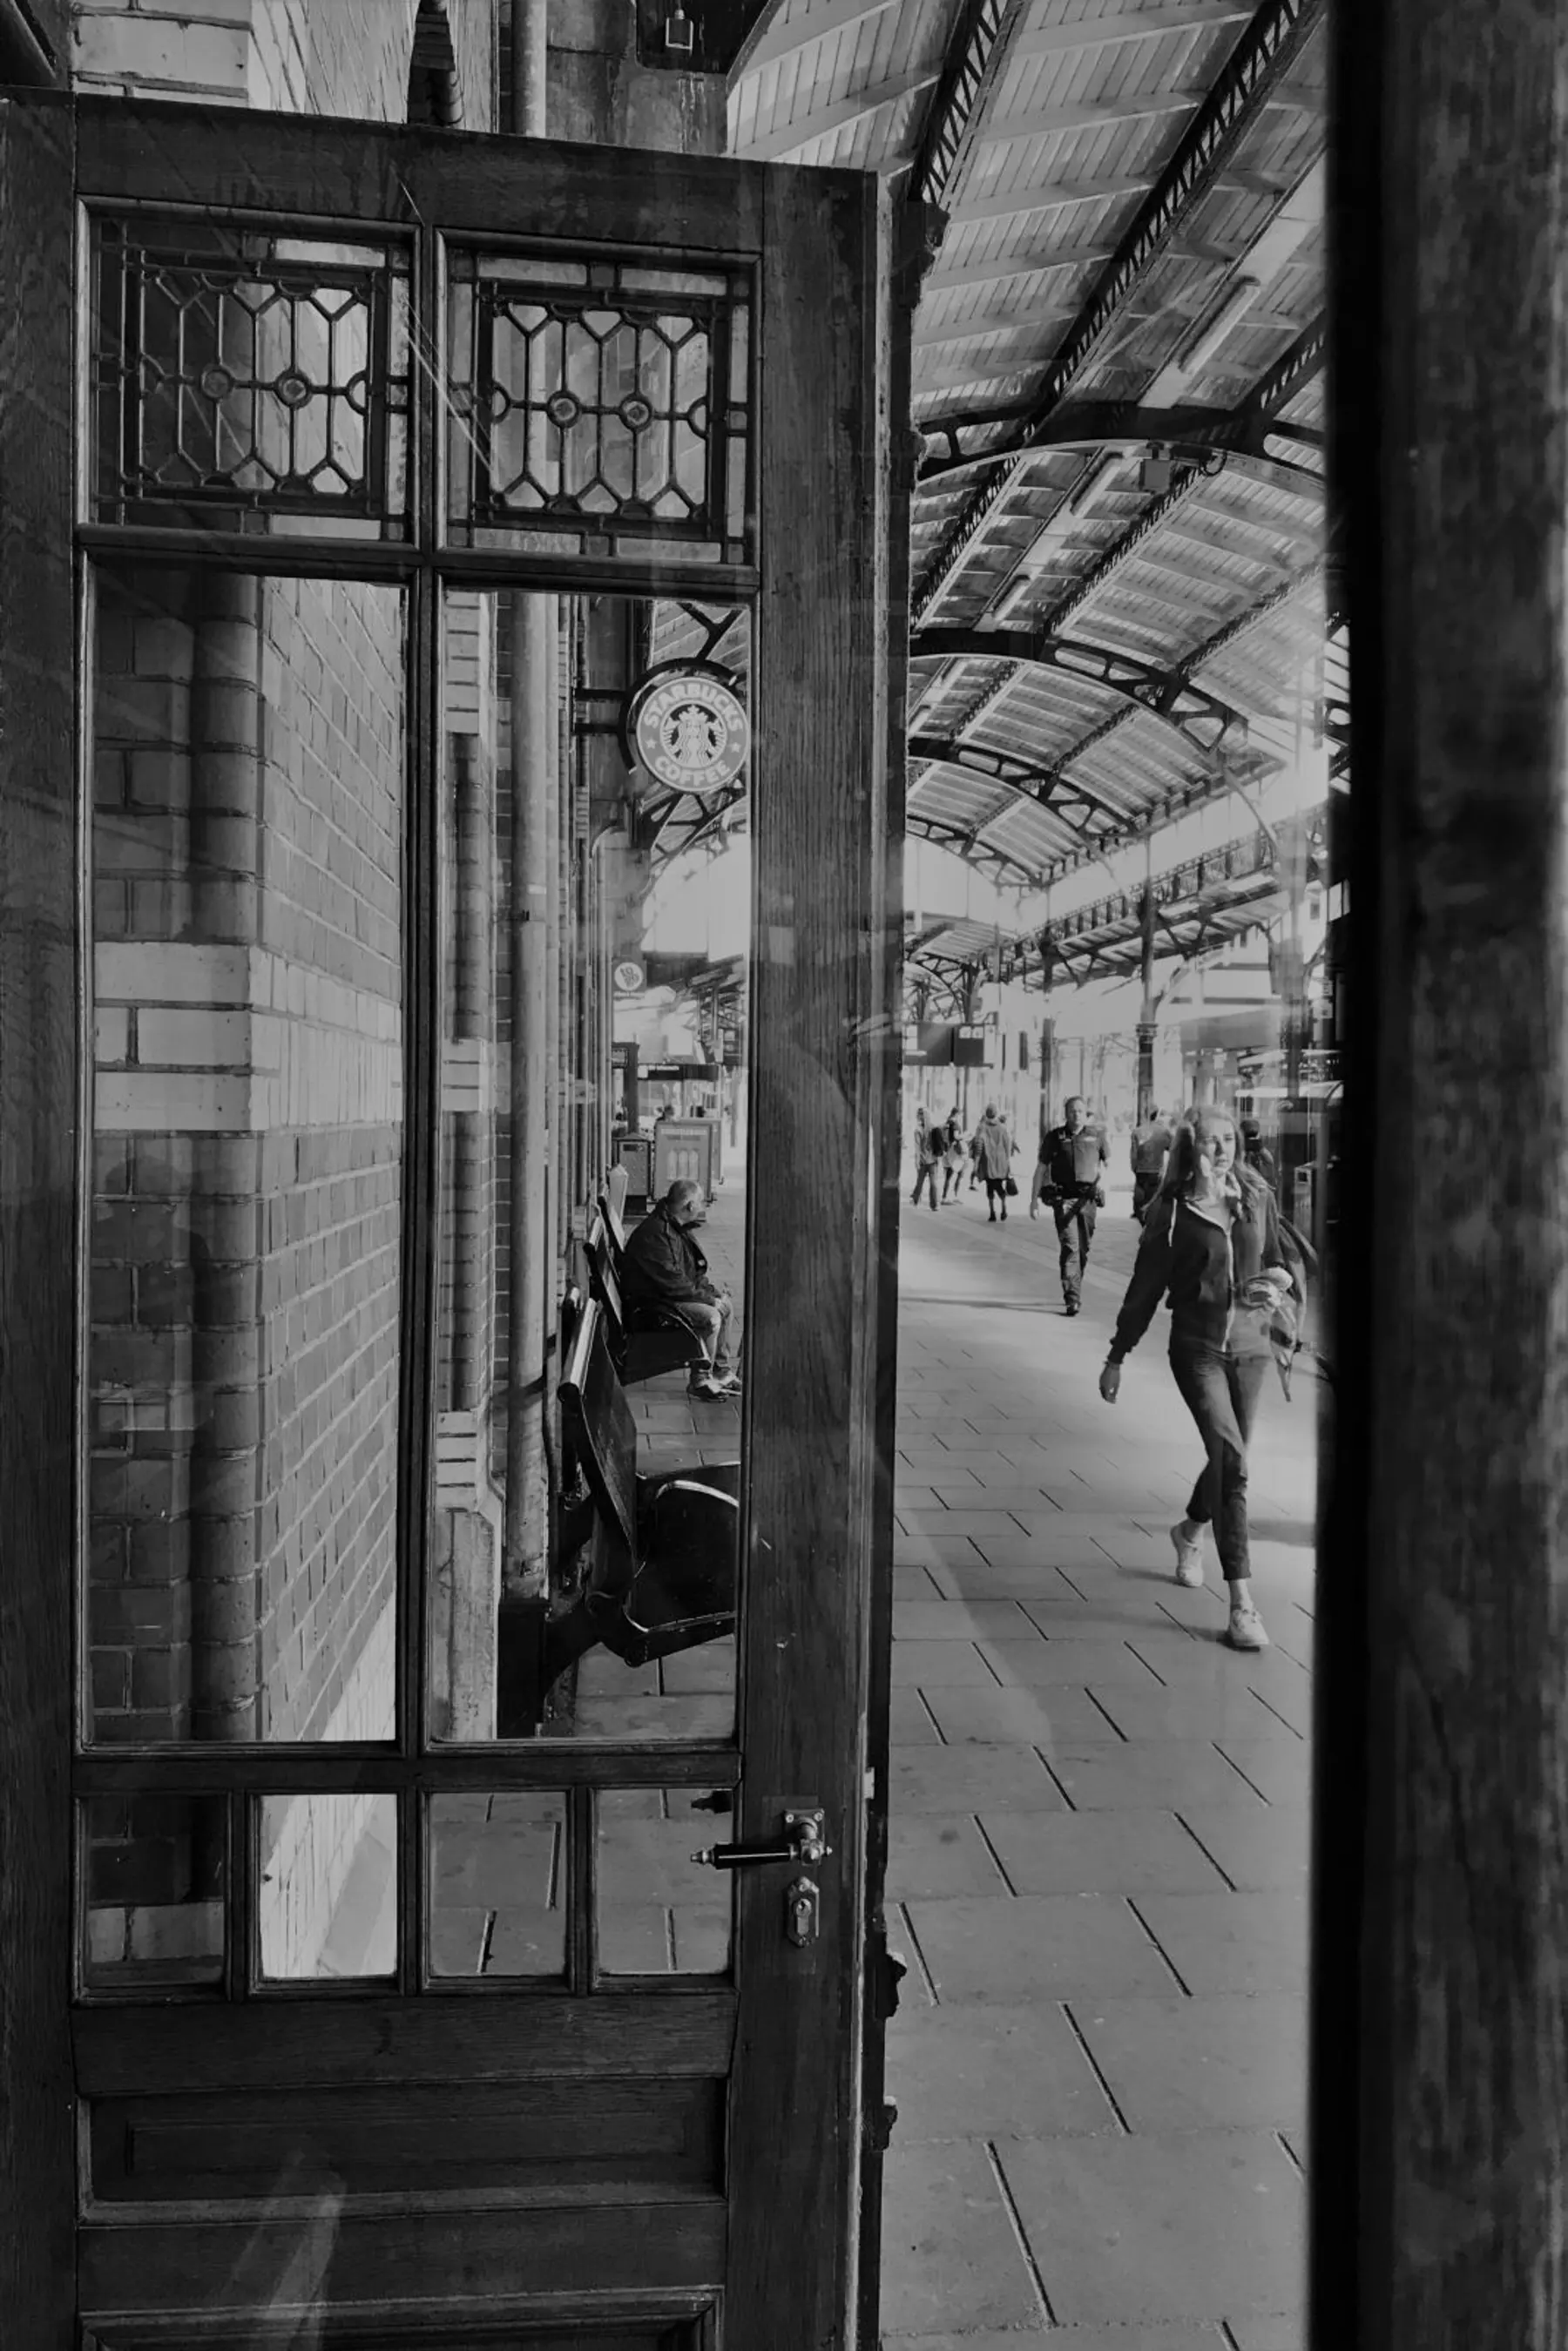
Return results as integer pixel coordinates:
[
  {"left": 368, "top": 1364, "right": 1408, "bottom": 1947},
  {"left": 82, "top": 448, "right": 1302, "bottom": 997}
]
[
  {"left": 621, "top": 1202, "right": 715, "bottom": 1312},
  {"left": 1038, "top": 1124, "right": 1108, "bottom": 1198}
]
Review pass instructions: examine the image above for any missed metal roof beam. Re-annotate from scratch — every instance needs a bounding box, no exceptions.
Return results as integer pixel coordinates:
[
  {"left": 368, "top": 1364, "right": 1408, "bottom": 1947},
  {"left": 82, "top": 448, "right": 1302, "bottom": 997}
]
[
  {"left": 909, "top": 626, "right": 1245, "bottom": 752},
  {"left": 743, "top": 64, "right": 936, "bottom": 159},
  {"left": 913, "top": 0, "right": 1327, "bottom": 617},
  {"left": 909, "top": 0, "right": 1015, "bottom": 211}
]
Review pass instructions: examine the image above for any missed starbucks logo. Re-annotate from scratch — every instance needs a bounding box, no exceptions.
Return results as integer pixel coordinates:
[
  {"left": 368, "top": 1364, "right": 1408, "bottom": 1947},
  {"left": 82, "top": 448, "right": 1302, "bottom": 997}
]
[{"left": 625, "top": 664, "right": 750, "bottom": 797}]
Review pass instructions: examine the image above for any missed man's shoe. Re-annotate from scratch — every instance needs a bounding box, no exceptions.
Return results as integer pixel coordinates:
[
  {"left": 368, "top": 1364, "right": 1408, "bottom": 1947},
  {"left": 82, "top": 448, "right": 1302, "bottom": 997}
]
[
  {"left": 1170, "top": 1523, "right": 1205, "bottom": 1587},
  {"left": 688, "top": 1375, "right": 740, "bottom": 1401},
  {"left": 1064, "top": 1298, "right": 1079, "bottom": 1316},
  {"left": 1225, "top": 1602, "right": 1270, "bottom": 1652}
]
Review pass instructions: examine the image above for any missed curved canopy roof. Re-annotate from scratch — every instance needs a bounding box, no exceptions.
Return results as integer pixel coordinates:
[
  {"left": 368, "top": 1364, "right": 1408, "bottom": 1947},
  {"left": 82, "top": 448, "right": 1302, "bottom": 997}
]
[{"left": 729, "top": 0, "right": 1332, "bottom": 999}]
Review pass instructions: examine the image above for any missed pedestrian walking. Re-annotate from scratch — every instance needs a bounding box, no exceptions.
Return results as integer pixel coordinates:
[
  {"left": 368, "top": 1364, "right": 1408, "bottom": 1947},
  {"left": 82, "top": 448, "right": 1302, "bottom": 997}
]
[
  {"left": 1031, "top": 1095, "right": 1108, "bottom": 1314},
  {"left": 910, "top": 1113, "right": 942, "bottom": 1212},
  {"left": 1239, "top": 1117, "right": 1277, "bottom": 1189},
  {"left": 972, "top": 1104, "right": 1017, "bottom": 1220},
  {"left": 1130, "top": 1104, "right": 1173, "bottom": 1221},
  {"left": 940, "top": 1108, "right": 966, "bottom": 1202},
  {"left": 1097, "top": 1105, "right": 1294, "bottom": 1652}
]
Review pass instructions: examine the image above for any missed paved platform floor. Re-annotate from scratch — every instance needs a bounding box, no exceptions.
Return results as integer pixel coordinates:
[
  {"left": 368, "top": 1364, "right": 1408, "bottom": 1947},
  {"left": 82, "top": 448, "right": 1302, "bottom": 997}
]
[{"left": 879, "top": 1172, "right": 1316, "bottom": 2348}]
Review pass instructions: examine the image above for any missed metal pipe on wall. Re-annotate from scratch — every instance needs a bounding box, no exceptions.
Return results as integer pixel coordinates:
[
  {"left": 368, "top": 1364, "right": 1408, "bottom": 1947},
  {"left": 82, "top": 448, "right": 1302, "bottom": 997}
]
[{"left": 501, "top": 0, "right": 553, "bottom": 1603}]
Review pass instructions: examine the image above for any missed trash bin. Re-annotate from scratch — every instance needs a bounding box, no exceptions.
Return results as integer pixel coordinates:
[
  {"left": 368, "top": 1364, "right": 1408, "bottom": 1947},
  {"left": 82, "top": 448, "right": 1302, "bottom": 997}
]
[{"left": 616, "top": 1132, "right": 653, "bottom": 1211}]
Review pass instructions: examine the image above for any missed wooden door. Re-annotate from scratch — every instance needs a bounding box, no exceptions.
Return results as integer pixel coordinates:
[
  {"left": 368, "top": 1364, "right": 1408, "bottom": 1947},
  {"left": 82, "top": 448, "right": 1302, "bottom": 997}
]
[{"left": 0, "top": 93, "right": 902, "bottom": 2350}]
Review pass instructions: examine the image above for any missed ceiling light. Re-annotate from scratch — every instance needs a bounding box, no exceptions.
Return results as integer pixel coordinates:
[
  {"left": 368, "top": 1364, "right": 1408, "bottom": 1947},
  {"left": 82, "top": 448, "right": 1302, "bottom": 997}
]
[{"left": 1172, "top": 278, "right": 1259, "bottom": 380}]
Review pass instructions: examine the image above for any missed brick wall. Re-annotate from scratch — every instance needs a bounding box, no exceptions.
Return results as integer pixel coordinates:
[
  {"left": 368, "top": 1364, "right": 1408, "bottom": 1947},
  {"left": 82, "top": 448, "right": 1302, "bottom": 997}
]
[{"left": 89, "top": 567, "right": 404, "bottom": 1753}]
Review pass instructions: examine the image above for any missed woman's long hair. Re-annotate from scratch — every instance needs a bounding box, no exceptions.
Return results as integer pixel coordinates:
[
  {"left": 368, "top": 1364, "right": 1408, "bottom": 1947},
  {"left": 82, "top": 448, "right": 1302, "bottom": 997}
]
[{"left": 1159, "top": 1104, "right": 1269, "bottom": 1210}]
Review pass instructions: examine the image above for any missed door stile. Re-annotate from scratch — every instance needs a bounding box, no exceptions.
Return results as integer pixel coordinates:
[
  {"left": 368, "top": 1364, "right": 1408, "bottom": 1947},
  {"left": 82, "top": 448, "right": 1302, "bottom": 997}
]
[
  {"left": 725, "top": 164, "right": 897, "bottom": 2344},
  {"left": 0, "top": 85, "right": 79, "bottom": 2351}
]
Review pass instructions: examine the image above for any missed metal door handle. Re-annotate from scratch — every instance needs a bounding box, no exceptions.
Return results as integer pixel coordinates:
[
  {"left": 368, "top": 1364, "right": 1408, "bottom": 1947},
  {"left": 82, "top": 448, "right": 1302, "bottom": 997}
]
[{"left": 693, "top": 1807, "right": 831, "bottom": 1868}]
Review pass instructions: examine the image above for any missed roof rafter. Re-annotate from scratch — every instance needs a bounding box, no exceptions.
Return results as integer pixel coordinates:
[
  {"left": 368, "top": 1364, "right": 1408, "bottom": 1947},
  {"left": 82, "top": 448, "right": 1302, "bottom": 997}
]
[
  {"left": 950, "top": 173, "right": 1154, "bottom": 225},
  {"left": 913, "top": 0, "right": 1327, "bottom": 618},
  {"left": 1012, "top": 2, "right": 1253, "bottom": 59},
  {"left": 923, "top": 241, "right": 1115, "bottom": 295},
  {"left": 978, "top": 90, "right": 1203, "bottom": 145},
  {"left": 733, "top": 0, "right": 897, "bottom": 79},
  {"left": 744, "top": 63, "right": 936, "bottom": 159}
]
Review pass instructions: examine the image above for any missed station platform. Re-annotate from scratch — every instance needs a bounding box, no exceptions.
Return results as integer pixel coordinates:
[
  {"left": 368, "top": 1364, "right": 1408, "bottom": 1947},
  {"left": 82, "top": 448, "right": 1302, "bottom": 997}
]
[{"left": 880, "top": 1180, "right": 1315, "bottom": 2349}]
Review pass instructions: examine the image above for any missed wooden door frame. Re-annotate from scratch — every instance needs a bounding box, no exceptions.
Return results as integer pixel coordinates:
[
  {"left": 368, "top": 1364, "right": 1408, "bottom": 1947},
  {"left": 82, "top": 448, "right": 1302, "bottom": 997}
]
[
  {"left": 1318, "top": 3, "right": 1568, "bottom": 2344},
  {"left": 0, "top": 92, "right": 902, "bottom": 2349}
]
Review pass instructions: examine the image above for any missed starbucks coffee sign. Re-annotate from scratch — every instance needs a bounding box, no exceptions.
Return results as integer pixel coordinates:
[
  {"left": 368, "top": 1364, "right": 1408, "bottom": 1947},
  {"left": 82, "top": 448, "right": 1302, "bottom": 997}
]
[{"left": 625, "top": 663, "right": 749, "bottom": 797}]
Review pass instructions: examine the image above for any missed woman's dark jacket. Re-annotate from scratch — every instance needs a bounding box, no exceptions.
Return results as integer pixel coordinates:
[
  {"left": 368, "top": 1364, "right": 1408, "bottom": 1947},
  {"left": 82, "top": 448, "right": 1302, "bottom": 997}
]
[{"left": 1107, "top": 1170, "right": 1288, "bottom": 1362}]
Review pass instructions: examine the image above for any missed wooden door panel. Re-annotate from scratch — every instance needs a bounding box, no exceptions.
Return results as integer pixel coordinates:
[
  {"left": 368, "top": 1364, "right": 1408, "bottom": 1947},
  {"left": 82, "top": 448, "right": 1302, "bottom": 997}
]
[
  {"left": 87, "top": 2077, "right": 724, "bottom": 2204},
  {"left": 80, "top": 2204, "right": 727, "bottom": 2319},
  {"left": 73, "top": 1994, "right": 737, "bottom": 2095}
]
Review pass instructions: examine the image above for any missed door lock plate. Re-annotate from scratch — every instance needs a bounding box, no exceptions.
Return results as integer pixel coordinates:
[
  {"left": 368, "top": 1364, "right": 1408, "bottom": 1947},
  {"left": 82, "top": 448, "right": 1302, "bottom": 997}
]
[{"left": 785, "top": 1875, "right": 820, "bottom": 1947}]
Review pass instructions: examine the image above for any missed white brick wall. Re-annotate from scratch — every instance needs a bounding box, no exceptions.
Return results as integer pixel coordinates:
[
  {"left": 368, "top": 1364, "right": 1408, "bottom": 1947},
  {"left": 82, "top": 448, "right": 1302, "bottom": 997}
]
[
  {"left": 74, "top": 0, "right": 496, "bottom": 132},
  {"left": 95, "top": 943, "right": 403, "bottom": 1132}
]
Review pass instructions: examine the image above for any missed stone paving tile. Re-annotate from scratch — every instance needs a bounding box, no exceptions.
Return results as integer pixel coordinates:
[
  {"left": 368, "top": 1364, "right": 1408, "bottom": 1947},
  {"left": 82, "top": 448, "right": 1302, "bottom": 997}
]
[
  {"left": 885, "top": 2002, "right": 1116, "bottom": 2142},
  {"left": 929, "top": 1562, "right": 1092, "bottom": 1601},
  {"left": 1080, "top": 1681, "right": 1307, "bottom": 1746},
  {"left": 906, "top": 1895, "right": 1179, "bottom": 2003},
  {"left": 894, "top": 1565, "right": 947, "bottom": 1602},
  {"left": 1177, "top": 1804, "right": 1312, "bottom": 1893},
  {"left": 1228, "top": 2322, "right": 1305, "bottom": 2351},
  {"left": 1134, "top": 1892, "right": 1311, "bottom": 1996},
  {"left": 894, "top": 1598, "right": 1044, "bottom": 1641},
  {"left": 1044, "top": 1739, "right": 1272, "bottom": 1813},
  {"left": 979, "top": 1810, "right": 1229, "bottom": 1898},
  {"left": 922, "top": 1686, "right": 1116, "bottom": 1746},
  {"left": 888, "top": 1815, "right": 1011, "bottom": 1899},
  {"left": 891, "top": 1640, "right": 1000, "bottom": 1687},
  {"left": 1068, "top": 1993, "right": 1308, "bottom": 2134},
  {"left": 878, "top": 2140, "right": 1047, "bottom": 2336},
  {"left": 890, "top": 1688, "right": 943, "bottom": 1744},
  {"left": 980, "top": 1636, "right": 1163, "bottom": 1688},
  {"left": 889, "top": 1744, "right": 1068, "bottom": 1814},
  {"left": 1213, "top": 1740, "right": 1313, "bottom": 1807},
  {"left": 997, "top": 2127, "right": 1305, "bottom": 2326},
  {"left": 894, "top": 1533, "right": 989, "bottom": 1572}
]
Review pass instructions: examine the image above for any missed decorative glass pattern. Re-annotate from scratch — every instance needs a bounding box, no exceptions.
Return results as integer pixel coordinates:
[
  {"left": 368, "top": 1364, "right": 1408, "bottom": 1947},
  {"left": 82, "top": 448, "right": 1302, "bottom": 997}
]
[
  {"left": 91, "top": 219, "right": 411, "bottom": 537},
  {"left": 446, "top": 251, "right": 754, "bottom": 561}
]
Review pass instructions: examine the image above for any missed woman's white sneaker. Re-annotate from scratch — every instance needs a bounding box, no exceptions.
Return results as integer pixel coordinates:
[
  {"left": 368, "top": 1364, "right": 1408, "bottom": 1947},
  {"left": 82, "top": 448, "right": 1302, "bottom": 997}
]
[
  {"left": 1225, "top": 1602, "right": 1270, "bottom": 1652},
  {"left": 1170, "top": 1523, "right": 1206, "bottom": 1587}
]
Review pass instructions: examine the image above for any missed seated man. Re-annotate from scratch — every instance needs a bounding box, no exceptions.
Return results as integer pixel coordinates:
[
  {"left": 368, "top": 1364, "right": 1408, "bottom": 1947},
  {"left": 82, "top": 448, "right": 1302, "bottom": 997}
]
[{"left": 621, "top": 1179, "right": 740, "bottom": 1401}]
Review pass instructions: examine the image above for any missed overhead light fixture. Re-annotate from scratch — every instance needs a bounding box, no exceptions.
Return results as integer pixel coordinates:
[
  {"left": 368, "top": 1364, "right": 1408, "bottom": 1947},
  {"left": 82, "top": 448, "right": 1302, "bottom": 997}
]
[
  {"left": 1139, "top": 443, "right": 1173, "bottom": 495},
  {"left": 665, "top": 5, "right": 695, "bottom": 54},
  {"left": 1172, "top": 277, "right": 1259, "bottom": 380}
]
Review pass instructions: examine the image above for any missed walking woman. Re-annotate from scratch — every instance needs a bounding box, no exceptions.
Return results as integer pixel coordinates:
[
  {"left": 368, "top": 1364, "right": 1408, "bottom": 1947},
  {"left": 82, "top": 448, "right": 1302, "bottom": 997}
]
[
  {"left": 972, "top": 1103, "right": 1017, "bottom": 1222},
  {"left": 1097, "top": 1105, "right": 1294, "bottom": 1652}
]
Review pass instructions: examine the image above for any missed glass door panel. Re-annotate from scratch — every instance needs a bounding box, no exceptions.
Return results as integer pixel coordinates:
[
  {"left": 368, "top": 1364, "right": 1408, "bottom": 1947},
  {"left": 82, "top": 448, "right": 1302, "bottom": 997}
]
[
  {"left": 85, "top": 564, "right": 408, "bottom": 1746},
  {"left": 428, "top": 588, "right": 750, "bottom": 1744}
]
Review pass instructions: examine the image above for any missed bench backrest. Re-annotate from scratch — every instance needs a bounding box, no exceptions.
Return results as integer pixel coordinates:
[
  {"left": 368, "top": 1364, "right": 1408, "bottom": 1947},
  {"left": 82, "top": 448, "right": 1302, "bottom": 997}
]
[
  {"left": 558, "top": 1297, "right": 638, "bottom": 1562},
  {"left": 598, "top": 1191, "right": 630, "bottom": 1264}
]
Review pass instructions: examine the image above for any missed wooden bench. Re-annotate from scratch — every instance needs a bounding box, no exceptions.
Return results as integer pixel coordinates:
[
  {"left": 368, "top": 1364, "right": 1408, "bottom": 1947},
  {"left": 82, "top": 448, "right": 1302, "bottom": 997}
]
[{"left": 541, "top": 1298, "right": 739, "bottom": 1692}]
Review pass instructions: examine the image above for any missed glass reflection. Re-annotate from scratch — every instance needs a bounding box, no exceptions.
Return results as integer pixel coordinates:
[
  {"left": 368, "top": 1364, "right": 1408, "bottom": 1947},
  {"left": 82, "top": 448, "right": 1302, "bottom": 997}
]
[
  {"left": 596, "top": 1789, "right": 732, "bottom": 1976},
  {"left": 429, "top": 591, "right": 747, "bottom": 1743},
  {"left": 257, "top": 1792, "right": 396, "bottom": 1982},
  {"left": 85, "top": 567, "right": 405, "bottom": 1745},
  {"left": 428, "top": 1791, "right": 565, "bottom": 1978},
  {"left": 82, "top": 1793, "right": 225, "bottom": 1990}
]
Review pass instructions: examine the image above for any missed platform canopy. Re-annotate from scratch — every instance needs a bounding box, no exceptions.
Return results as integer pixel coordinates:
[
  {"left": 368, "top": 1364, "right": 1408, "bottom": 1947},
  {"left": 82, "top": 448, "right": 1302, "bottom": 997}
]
[{"left": 728, "top": 0, "right": 1334, "bottom": 1001}]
